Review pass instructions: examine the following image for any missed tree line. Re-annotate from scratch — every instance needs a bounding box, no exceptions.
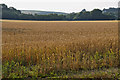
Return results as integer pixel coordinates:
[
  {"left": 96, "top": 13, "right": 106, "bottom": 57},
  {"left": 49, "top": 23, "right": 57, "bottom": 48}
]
[{"left": 1, "top": 4, "right": 118, "bottom": 21}]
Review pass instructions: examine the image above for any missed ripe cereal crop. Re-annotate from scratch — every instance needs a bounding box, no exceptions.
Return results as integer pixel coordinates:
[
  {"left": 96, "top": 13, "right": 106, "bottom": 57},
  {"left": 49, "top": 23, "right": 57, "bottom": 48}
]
[{"left": 2, "top": 20, "right": 120, "bottom": 78}]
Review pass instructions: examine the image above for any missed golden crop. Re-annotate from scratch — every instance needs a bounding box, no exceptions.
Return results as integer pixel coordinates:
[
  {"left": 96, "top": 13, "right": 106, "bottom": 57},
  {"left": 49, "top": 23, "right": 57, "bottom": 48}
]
[{"left": 2, "top": 20, "right": 119, "bottom": 75}]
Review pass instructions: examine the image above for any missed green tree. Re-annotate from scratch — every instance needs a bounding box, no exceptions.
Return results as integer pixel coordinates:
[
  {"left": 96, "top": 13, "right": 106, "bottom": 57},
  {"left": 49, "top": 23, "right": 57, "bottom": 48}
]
[{"left": 91, "top": 9, "right": 103, "bottom": 20}]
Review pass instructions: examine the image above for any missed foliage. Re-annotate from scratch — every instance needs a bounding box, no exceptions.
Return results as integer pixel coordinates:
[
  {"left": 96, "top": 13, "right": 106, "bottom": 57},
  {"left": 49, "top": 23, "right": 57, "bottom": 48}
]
[{"left": 1, "top": 4, "right": 116, "bottom": 20}]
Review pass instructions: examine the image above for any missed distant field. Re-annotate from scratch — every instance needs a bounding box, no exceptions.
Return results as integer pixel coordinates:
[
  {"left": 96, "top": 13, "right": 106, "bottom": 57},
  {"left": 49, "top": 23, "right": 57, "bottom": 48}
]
[
  {"left": 1, "top": 19, "right": 118, "bottom": 22},
  {"left": 2, "top": 20, "right": 120, "bottom": 78}
]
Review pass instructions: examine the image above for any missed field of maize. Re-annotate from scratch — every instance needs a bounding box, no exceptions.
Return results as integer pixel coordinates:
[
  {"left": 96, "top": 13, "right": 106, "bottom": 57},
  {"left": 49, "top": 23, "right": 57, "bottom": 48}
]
[{"left": 2, "top": 20, "right": 120, "bottom": 78}]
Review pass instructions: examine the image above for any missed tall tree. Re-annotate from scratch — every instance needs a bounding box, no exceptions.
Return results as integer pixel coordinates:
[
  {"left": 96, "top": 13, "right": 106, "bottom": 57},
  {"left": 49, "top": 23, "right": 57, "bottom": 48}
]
[{"left": 91, "top": 9, "right": 103, "bottom": 20}]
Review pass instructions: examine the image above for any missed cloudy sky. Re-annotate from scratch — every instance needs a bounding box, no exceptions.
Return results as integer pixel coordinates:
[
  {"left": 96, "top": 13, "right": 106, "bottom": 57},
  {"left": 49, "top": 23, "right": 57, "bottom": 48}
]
[{"left": 1, "top": 0, "right": 119, "bottom": 13}]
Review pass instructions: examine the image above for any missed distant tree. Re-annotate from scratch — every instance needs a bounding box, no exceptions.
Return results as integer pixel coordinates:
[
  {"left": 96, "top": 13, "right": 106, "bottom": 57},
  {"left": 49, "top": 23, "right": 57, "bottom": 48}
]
[
  {"left": 81, "top": 9, "right": 86, "bottom": 12},
  {"left": 91, "top": 9, "right": 103, "bottom": 20},
  {"left": 1, "top": 4, "right": 8, "bottom": 9},
  {"left": 66, "top": 12, "right": 77, "bottom": 20},
  {"left": 91, "top": 9, "right": 102, "bottom": 16},
  {"left": 74, "top": 11, "right": 91, "bottom": 20},
  {"left": 1, "top": 4, "right": 117, "bottom": 20}
]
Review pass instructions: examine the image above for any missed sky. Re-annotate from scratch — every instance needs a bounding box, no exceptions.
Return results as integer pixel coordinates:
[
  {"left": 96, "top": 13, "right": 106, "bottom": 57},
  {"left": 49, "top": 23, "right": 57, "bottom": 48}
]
[{"left": 0, "top": 0, "right": 119, "bottom": 13}]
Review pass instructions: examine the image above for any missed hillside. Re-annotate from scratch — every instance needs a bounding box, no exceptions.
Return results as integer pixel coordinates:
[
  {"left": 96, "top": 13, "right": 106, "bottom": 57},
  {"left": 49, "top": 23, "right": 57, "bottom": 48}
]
[{"left": 21, "top": 10, "right": 68, "bottom": 15}]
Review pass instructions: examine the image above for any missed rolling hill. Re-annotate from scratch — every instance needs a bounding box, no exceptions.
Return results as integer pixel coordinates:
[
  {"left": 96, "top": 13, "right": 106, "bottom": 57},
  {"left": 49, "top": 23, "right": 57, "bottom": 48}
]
[{"left": 21, "top": 10, "right": 68, "bottom": 15}]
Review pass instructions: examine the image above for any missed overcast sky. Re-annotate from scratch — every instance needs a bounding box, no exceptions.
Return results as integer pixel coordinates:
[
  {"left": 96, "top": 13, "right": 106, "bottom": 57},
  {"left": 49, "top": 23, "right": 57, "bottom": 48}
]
[{"left": 1, "top": 0, "right": 119, "bottom": 13}]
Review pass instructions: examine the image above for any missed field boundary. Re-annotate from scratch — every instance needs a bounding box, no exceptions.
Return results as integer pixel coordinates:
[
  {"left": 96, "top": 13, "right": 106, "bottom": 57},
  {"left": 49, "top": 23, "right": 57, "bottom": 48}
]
[{"left": 1, "top": 19, "right": 119, "bottom": 23}]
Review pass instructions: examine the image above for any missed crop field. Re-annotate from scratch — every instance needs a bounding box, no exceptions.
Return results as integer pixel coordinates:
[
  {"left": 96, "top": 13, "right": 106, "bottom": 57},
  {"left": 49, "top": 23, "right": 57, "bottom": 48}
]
[{"left": 2, "top": 20, "right": 120, "bottom": 78}]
